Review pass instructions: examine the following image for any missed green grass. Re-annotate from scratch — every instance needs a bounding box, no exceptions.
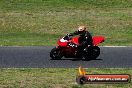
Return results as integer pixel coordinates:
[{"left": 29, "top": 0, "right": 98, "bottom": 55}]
[
  {"left": 0, "top": 32, "right": 61, "bottom": 46},
  {"left": 0, "top": 68, "right": 131, "bottom": 88},
  {"left": 0, "top": 0, "right": 132, "bottom": 46},
  {"left": 0, "top": 1, "right": 131, "bottom": 88}
]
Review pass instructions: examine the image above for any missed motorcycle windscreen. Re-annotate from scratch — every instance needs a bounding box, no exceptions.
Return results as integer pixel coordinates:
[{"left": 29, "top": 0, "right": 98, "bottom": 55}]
[
  {"left": 92, "top": 36, "right": 105, "bottom": 46},
  {"left": 57, "top": 38, "right": 68, "bottom": 46}
]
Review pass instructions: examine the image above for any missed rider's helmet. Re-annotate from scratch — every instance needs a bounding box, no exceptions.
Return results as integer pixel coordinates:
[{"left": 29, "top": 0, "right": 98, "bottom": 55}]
[{"left": 78, "top": 26, "right": 86, "bottom": 34}]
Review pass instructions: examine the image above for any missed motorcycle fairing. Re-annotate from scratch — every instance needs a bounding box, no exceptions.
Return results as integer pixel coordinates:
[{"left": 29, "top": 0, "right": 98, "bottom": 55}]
[
  {"left": 57, "top": 36, "right": 105, "bottom": 47},
  {"left": 92, "top": 36, "right": 105, "bottom": 46},
  {"left": 57, "top": 37, "right": 68, "bottom": 47}
]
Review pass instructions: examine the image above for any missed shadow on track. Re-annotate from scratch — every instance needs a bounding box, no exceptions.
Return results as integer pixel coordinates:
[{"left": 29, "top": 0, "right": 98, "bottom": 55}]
[
  {"left": 82, "top": 58, "right": 103, "bottom": 61},
  {"left": 50, "top": 58, "right": 103, "bottom": 61}
]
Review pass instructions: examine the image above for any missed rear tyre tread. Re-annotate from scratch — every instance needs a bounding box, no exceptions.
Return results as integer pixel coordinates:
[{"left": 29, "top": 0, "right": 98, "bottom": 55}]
[{"left": 83, "top": 46, "right": 100, "bottom": 60}]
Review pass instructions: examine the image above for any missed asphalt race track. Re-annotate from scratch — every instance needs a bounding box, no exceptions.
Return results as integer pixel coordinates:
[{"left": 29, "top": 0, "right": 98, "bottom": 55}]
[{"left": 0, "top": 46, "right": 132, "bottom": 68}]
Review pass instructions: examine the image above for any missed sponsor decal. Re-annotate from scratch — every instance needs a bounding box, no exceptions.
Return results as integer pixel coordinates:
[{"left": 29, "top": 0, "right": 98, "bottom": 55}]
[{"left": 76, "top": 66, "right": 131, "bottom": 84}]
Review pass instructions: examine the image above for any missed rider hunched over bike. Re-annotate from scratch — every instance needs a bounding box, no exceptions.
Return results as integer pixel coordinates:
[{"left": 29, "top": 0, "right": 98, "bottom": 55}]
[
  {"left": 50, "top": 25, "right": 104, "bottom": 60},
  {"left": 68, "top": 26, "right": 93, "bottom": 52}
]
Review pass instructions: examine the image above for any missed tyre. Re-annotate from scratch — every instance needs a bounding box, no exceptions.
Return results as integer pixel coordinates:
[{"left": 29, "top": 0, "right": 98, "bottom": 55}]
[
  {"left": 83, "top": 46, "right": 100, "bottom": 60},
  {"left": 50, "top": 47, "right": 63, "bottom": 60},
  {"left": 91, "top": 46, "right": 100, "bottom": 59}
]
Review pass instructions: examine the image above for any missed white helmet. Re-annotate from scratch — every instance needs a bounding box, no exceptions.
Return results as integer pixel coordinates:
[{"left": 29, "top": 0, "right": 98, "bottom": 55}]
[{"left": 78, "top": 26, "right": 86, "bottom": 32}]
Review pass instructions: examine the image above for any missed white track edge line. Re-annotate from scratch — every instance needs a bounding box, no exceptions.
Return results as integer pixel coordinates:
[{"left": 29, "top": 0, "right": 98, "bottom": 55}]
[
  {"left": 100, "top": 46, "right": 131, "bottom": 47},
  {"left": 0, "top": 46, "right": 132, "bottom": 47}
]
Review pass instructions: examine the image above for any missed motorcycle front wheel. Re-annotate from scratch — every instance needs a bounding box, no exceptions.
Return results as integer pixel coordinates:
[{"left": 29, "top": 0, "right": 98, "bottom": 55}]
[{"left": 50, "top": 47, "right": 63, "bottom": 60}]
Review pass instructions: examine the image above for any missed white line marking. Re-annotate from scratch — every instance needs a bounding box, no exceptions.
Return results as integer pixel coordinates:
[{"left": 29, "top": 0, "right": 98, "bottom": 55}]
[
  {"left": 0, "top": 46, "right": 131, "bottom": 48},
  {"left": 100, "top": 46, "right": 131, "bottom": 47}
]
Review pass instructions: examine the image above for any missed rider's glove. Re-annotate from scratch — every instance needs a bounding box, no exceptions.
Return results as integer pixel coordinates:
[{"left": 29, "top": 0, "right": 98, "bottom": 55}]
[{"left": 66, "top": 34, "right": 70, "bottom": 36}]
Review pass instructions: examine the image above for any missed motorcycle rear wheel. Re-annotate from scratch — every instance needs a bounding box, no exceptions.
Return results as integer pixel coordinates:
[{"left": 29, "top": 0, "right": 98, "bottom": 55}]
[
  {"left": 50, "top": 47, "right": 63, "bottom": 60},
  {"left": 83, "top": 46, "right": 100, "bottom": 60},
  {"left": 92, "top": 46, "right": 100, "bottom": 59}
]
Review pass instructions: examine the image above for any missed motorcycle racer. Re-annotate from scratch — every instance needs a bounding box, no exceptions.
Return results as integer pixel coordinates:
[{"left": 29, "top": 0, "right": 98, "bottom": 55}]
[
  {"left": 68, "top": 26, "right": 93, "bottom": 50},
  {"left": 50, "top": 25, "right": 105, "bottom": 60}
]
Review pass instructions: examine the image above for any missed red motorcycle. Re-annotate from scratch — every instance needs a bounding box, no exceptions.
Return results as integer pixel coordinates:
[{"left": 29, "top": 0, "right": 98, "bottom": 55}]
[{"left": 50, "top": 35, "right": 105, "bottom": 60}]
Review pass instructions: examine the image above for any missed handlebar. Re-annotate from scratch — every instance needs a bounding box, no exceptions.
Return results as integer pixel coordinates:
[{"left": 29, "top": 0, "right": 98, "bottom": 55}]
[{"left": 63, "top": 35, "right": 72, "bottom": 41}]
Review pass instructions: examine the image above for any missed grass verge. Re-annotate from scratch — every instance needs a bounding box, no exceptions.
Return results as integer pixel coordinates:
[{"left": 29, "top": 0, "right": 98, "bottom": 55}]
[
  {"left": 0, "top": 0, "right": 132, "bottom": 46},
  {"left": 0, "top": 32, "right": 61, "bottom": 46},
  {"left": 0, "top": 68, "right": 131, "bottom": 88}
]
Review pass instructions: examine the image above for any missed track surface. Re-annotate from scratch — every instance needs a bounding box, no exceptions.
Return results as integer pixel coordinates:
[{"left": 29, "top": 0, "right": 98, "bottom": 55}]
[{"left": 0, "top": 46, "right": 132, "bottom": 68}]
